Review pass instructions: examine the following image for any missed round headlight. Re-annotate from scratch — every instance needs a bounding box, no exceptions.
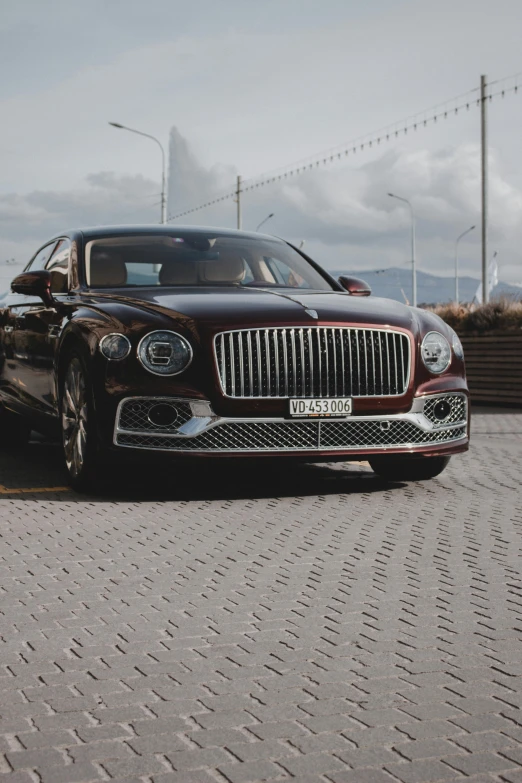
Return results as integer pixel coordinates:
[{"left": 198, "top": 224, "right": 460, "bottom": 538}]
[
  {"left": 452, "top": 332, "right": 464, "bottom": 360},
  {"left": 138, "top": 330, "right": 192, "bottom": 376},
  {"left": 99, "top": 333, "right": 131, "bottom": 360},
  {"left": 421, "top": 331, "right": 451, "bottom": 374}
]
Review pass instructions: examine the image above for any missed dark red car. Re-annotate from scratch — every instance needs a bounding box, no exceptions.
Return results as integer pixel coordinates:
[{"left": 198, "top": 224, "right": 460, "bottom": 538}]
[{"left": 0, "top": 226, "right": 469, "bottom": 490}]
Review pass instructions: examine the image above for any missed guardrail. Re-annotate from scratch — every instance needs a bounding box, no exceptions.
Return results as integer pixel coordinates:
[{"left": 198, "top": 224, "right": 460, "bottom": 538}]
[{"left": 460, "top": 332, "right": 522, "bottom": 406}]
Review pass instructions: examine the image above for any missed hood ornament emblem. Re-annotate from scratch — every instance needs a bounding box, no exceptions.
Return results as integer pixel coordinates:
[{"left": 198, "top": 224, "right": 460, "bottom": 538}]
[{"left": 305, "top": 309, "right": 318, "bottom": 319}]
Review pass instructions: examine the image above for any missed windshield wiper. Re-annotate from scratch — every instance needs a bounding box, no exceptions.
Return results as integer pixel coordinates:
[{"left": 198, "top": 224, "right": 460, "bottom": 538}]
[{"left": 243, "top": 286, "right": 343, "bottom": 318}]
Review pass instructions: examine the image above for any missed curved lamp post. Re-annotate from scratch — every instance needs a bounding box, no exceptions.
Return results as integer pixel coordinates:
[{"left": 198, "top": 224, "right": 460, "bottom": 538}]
[
  {"left": 109, "top": 122, "right": 166, "bottom": 224},
  {"left": 388, "top": 192, "right": 416, "bottom": 307},
  {"left": 256, "top": 213, "right": 274, "bottom": 232}
]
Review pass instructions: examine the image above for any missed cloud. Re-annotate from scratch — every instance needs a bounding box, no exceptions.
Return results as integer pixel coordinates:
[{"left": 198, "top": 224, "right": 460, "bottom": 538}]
[
  {"left": 166, "top": 134, "right": 522, "bottom": 284},
  {"left": 1, "top": 130, "right": 522, "bottom": 292},
  {"left": 0, "top": 172, "right": 160, "bottom": 285}
]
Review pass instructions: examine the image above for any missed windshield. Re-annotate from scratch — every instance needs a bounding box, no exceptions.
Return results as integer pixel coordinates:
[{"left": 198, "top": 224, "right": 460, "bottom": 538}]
[{"left": 84, "top": 233, "right": 332, "bottom": 290}]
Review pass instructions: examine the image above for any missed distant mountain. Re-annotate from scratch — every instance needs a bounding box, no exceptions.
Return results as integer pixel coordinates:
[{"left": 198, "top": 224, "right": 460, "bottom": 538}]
[{"left": 326, "top": 267, "right": 522, "bottom": 305}]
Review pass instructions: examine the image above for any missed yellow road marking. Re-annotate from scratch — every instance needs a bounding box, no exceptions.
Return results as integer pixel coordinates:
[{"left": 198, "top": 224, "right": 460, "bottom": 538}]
[{"left": 0, "top": 485, "right": 69, "bottom": 494}]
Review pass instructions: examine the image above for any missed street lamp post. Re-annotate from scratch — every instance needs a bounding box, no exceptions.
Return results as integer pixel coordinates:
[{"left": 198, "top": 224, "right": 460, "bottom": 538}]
[
  {"left": 454, "top": 225, "right": 476, "bottom": 304},
  {"left": 388, "top": 192, "right": 416, "bottom": 307},
  {"left": 109, "top": 122, "right": 167, "bottom": 224},
  {"left": 256, "top": 213, "right": 274, "bottom": 232}
]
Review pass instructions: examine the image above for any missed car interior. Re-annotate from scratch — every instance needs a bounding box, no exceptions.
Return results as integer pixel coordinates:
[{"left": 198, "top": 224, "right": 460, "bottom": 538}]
[{"left": 85, "top": 236, "right": 331, "bottom": 290}]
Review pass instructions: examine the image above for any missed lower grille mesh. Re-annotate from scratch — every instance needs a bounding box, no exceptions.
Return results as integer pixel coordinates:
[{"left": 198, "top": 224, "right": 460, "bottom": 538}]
[
  {"left": 118, "top": 398, "right": 192, "bottom": 432},
  {"left": 116, "top": 421, "right": 466, "bottom": 452},
  {"left": 422, "top": 394, "right": 467, "bottom": 427}
]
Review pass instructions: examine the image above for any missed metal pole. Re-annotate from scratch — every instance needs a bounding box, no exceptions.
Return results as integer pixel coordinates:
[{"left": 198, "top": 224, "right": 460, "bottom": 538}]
[
  {"left": 160, "top": 146, "right": 167, "bottom": 224},
  {"left": 236, "top": 175, "right": 242, "bottom": 230},
  {"left": 455, "top": 225, "right": 476, "bottom": 304},
  {"left": 108, "top": 122, "right": 167, "bottom": 224},
  {"left": 411, "top": 206, "right": 416, "bottom": 308},
  {"left": 481, "top": 75, "right": 488, "bottom": 303}
]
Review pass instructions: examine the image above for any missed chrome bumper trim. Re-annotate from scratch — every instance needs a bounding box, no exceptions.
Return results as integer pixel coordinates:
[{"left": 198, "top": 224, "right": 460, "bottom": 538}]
[{"left": 114, "top": 394, "right": 468, "bottom": 454}]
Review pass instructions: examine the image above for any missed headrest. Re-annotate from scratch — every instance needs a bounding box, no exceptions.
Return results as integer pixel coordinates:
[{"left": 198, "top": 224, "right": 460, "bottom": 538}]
[
  {"left": 159, "top": 260, "right": 198, "bottom": 286},
  {"left": 200, "top": 256, "right": 245, "bottom": 284},
  {"left": 90, "top": 252, "right": 127, "bottom": 287}
]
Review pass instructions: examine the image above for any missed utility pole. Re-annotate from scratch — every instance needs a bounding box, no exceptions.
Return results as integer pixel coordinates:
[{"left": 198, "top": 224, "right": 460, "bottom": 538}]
[
  {"left": 160, "top": 167, "right": 167, "bottom": 225},
  {"left": 236, "top": 175, "right": 242, "bottom": 230},
  {"left": 480, "top": 75, "right": 488, "bottom": 304}
]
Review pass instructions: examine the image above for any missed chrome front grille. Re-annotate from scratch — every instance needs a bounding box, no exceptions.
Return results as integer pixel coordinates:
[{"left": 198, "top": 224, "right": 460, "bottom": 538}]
[
  {"left": 116, "top": 420, "right": 466, "bottom": 452},
  {"left": 214, "top": 327, "right": 410, "bottom": 398}
]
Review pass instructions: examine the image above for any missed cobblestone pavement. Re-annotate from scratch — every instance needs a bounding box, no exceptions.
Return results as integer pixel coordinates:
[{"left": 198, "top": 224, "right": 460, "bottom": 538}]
[{"left": 1, "top": 408, "right": 522, "bottom": 783}]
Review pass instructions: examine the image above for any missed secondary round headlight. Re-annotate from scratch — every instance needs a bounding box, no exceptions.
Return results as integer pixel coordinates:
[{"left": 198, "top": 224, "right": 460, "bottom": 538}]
[
  {"left": 138, "top": 330, "right": 193, "bottom": 376},
  {"left": 99, "top": 333, "right": 131, "bottom": 360},
  {"left": 421, "top": 331, "right": 451, "bottom": 374},
  {"left": 452, "top": 332, "right": 464, "bottom": 360}
]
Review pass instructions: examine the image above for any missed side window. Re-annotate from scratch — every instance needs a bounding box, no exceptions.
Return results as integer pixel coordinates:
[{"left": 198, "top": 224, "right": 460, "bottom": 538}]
[
  {"left": 25, "top": 241, "right": 58, "bottom": 272},
  {"left": 45, "top": 239, "right": 71, "bottom": 294},
  {"left": 266, "top": 257, "right": 307, "bottom": 288}
]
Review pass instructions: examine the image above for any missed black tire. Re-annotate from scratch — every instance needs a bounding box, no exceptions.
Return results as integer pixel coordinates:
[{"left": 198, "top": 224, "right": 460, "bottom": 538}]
[
  {"left": 0, "top": 404, "right": 31, "bottom": 449},
  {"left": 60, "top": 353, "right": 106, "bottom": 492},
  {"left": 369, "top": 455, "right": 450, "bottom": 481}
]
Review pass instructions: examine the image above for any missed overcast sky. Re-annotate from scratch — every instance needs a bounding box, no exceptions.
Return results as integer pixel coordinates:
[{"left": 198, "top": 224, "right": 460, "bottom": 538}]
[{"left": 1, "top": 0, "right": 522, "bottom": 293}]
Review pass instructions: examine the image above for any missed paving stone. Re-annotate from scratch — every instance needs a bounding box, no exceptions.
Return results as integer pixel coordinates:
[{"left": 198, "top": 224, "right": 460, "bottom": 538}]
[
  {"left": 6, "top": 748, "right": 65, "bottom": 770},
  {"left": 166, "top": 747, "right": 231, "bottom": 770},
  {"left": 384, "top": 759, "right": 461, "bottom": 782},
  {"left": 17, "top": 730, "right": 78, "bottom": 750},
  {"left": 101, "top": 756, "right": 167, "bottom": 777},
  {"left": 0, "top": 773, "right": 38, "bottom": 783},
  {"left": 217, "top": 760, "right": 285, "bottom": 782},
  {"left": 38, "top": 763, "right": 103, "bottom": 783},
  {"left": 247, "top": 721, "right": 307, "bottom": 740},
  {"left": 327, "top": 770, "right": 397, "bottom": 783},
  {"left": 444, "top": 751, "right": 519, "bottom": 775},
  {"left": 131, "top": 717, "right": 188, "bottom": 736},
  {"left": 225, "top": 739, "right": 296, "bottom": 762},
  {"left": 392, "top": 739, "right": 466, "bottom": 761},
  {"left": 127, "top": 734, "right": 187, "bottom": 755},
  {"left": 453, "top": 730, "right": 517, "bottom": 752},
  {"left": 0, "top": 411, "right": 522, "bottom": 783},
  {"left": 280, "top": 751, "right": 345, "bottom": 776}
]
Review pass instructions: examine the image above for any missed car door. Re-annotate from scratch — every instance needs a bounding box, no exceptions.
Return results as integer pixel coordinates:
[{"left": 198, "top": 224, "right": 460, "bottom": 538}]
[
  {"left": 9, "top": 239, "right": 70, "bottom": 415},
  {"left": 0, "top": 241, "right": 59, "bottom": 409}
]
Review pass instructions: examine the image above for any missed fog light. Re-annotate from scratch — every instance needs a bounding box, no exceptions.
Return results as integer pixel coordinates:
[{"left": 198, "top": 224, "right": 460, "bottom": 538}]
[
  {"left": 433, "top": 399, "right": 452, "bottom": 421},
  {"left": 147, "top": 403, "right": 178, "bottom": 427},
  {"left": 99, "top": 333, "right": 131, "bottom": 360}
]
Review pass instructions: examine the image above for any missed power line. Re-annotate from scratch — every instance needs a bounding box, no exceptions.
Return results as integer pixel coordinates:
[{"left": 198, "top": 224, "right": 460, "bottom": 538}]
[{"left": 166, "top": 70, "right": 521, "bottom": 223}]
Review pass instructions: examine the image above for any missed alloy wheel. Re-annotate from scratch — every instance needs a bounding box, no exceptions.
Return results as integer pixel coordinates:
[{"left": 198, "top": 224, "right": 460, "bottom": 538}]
[{"left": 62, "top": 359, "right": 88, "bottom": 479}]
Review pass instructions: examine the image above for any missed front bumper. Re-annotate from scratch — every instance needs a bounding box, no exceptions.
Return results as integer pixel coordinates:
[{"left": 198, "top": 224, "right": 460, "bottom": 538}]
[{"left": 112, "top": 392, "right": 469, "bottom": 458}]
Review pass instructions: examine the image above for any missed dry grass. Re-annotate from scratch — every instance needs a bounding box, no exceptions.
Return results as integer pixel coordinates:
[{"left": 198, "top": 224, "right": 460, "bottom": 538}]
[{"left": 429, "top": 295, "right": 522, "bottom": 333}]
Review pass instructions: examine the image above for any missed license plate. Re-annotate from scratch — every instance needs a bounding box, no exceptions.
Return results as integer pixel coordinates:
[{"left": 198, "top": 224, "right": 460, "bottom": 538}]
[{"left": 289, "top": 398, "right": 353, "bottom": 417}]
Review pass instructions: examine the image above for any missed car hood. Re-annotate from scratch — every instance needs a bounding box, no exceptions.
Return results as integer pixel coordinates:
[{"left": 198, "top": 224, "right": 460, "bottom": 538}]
[{"left": 87, "top": 287, "right": 417, "bottom": 332}]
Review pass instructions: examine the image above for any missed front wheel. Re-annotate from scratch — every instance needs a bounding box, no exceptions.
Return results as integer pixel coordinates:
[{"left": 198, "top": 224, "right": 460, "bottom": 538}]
[
  {"left": 369, "top": 455, "right": 450, "bottom": 481},
  {"left": 61, "top": 355, "right": 105, "bottom": 492}
]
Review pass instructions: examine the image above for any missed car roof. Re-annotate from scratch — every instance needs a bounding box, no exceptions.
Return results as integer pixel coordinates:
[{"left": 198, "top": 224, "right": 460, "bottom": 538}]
[{"left": 59, "top": 225, "right": 282, "bottom": 242}]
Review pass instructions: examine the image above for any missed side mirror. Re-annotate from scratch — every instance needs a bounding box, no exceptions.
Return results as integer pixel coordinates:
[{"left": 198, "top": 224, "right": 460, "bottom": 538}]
[
  {"left": 11, "top": 270, "right": 55, "bottom": 308},
  {"left": 338, "top": 275, "right": 372, "bottom": 296}
]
